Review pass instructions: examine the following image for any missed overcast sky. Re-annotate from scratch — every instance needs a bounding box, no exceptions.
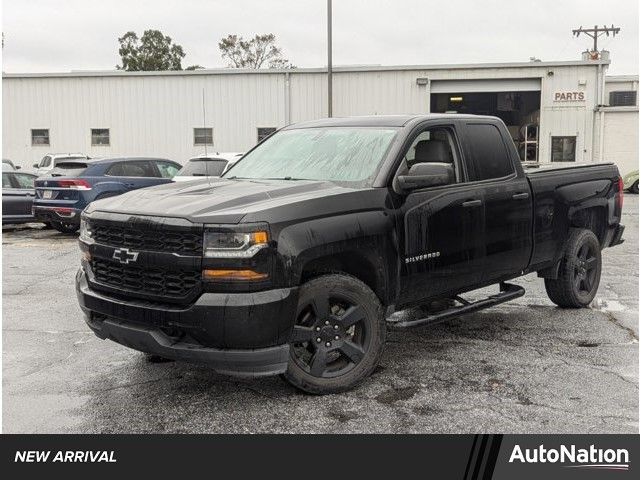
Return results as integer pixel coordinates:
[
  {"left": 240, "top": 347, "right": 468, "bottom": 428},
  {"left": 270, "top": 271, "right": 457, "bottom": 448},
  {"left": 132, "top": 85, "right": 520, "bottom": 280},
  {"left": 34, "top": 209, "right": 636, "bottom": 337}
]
[{"left": 2, "top": 0, "right": 638, "bottom": 75}]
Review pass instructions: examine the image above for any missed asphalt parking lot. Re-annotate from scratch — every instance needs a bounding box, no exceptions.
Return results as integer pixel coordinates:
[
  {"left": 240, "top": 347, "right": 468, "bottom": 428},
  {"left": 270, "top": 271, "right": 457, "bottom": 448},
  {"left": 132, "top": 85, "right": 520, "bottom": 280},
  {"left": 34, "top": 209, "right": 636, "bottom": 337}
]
[{"left": 2, "top": 197, "right": 638, "bottom": 433}]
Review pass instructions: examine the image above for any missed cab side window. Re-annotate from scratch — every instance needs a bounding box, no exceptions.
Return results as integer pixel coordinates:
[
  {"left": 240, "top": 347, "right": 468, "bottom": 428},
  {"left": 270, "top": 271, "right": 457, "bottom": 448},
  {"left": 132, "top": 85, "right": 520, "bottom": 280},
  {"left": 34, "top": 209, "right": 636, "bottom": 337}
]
[
  {"left": 403, "top": 127, "right": 461, "bottom": 183},
  {"left": 465, "top": 123, "right": 514, "bottom": 181}
]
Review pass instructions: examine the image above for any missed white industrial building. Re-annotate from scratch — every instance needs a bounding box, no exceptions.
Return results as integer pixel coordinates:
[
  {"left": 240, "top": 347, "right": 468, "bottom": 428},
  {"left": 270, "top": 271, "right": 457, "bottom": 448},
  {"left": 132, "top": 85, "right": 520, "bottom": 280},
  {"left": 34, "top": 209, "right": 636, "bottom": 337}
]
[{"left": 2, "top": 56, "right": 638, "bottom": 175}]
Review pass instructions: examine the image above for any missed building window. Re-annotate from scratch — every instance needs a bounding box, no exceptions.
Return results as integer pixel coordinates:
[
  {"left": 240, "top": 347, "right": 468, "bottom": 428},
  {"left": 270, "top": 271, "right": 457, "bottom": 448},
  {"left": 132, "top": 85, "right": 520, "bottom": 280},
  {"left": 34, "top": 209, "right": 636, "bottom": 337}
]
[
  {"left": 91, "top": 128, "right": 110, "bottom": 146},
  {"left": 609, "top": 91, "right": 637, "bottom": 107},
  {"left": 257, "top": 127, "right": 276, "bottom": 142},
  {"left": 194, "top": 127, "right": 213, "bottom": 146},
  {"left": 551, "top": 136, "right": 576, "bottom": 162},
  {"left": 31, "top": 129, "right": 50, "bottom": 146}
]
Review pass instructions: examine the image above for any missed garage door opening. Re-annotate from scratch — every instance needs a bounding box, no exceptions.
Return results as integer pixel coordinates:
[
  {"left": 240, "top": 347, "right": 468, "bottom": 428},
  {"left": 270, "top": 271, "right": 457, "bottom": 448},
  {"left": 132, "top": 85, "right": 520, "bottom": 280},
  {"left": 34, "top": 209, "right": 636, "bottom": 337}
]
[{"left": 430, "top": 90, "right": 541, "bottom": 161}]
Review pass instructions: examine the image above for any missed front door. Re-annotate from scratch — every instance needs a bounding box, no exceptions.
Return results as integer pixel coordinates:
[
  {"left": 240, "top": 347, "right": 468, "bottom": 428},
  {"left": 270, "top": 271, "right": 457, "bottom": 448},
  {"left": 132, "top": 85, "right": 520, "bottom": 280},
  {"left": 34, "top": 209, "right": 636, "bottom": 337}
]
[{"left": 396, "top": 124, "right": 485, "bottom": 306}]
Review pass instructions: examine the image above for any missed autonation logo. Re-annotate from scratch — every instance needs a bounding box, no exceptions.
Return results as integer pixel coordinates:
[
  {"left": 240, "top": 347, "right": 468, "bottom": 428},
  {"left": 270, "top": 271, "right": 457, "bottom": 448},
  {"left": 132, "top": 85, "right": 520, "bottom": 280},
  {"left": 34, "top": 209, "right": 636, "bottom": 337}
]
[{"left": 509, "top": 444, "right": 630, "bottom": 471}]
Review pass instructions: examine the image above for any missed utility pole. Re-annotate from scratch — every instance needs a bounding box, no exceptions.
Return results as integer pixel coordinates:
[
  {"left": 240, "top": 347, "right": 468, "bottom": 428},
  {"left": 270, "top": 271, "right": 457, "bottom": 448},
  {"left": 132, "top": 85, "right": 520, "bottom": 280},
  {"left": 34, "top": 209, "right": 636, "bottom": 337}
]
[
  {"left": 572, "top": 25, "right": 620, "bottom": 57},
  {"left": 327, "top": 0, "right": 333, "bottom": 117}
]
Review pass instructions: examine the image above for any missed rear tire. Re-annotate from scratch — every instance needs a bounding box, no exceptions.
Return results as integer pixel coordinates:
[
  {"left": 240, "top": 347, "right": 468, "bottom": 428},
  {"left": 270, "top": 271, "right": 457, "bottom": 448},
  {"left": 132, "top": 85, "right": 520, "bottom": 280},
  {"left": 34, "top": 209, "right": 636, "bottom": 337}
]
[
  {"left": 630, "top": 180, "right": 638, "bottom": 194},
  {"left": 544, "top": 228, "right": 602, "bottom": 308},
  {"left": 51, "top": 221, "right": 79, "bottom": 234},
  {"left": 283, "top": 273, "right": 386, "bottom": 394}
]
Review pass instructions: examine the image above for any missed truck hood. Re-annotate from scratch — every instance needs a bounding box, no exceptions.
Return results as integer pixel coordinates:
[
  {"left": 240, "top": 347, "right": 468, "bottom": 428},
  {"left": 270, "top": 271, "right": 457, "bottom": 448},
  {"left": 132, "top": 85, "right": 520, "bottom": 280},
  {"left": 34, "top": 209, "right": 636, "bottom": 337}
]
[{"left": 88, "top": 177, "right": 376, "bottom": 224}]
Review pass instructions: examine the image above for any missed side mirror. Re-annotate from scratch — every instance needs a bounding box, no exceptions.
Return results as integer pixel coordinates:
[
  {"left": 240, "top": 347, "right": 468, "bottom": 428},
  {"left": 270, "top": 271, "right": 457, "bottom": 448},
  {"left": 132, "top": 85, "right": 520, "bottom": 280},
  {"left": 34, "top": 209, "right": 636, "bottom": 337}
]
[
  {"left": 32, "top": 163, "right": 39, "bottom": 168},
  {"left": 15, "top": 165, "right": 21, "bottom": 170},
  {"left": 397, "top": 162, "right": 455, "bottom": 191}
]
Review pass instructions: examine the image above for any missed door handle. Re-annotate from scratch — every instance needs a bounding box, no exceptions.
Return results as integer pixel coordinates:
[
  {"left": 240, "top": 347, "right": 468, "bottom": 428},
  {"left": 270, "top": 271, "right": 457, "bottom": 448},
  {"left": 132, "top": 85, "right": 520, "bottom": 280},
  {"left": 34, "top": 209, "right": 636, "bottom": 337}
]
[
  {"left": 462, "top": 199, "right": 482, "bottom": 208},
  {"left": 512, "top": 192, "right": 530, "bottom": 200}
]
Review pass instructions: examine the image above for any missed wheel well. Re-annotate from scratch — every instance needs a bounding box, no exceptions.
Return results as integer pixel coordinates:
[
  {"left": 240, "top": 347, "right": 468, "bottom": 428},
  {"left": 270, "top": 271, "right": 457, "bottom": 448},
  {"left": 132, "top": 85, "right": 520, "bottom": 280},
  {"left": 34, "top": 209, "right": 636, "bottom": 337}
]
[
  {"left": 570, "top": 207, "right": 606, "bottom": 246},
  {"left": 300, "top": 252, "right": 383, "bottom": 302}
]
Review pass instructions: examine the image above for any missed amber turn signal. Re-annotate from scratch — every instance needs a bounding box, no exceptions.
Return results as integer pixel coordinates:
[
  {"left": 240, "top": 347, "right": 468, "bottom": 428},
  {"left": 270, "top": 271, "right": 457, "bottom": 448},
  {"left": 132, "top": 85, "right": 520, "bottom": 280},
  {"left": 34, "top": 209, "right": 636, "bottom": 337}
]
[
  {"left": 202, "top": 269, "right": 268, "bottom": 281},
  {"left": 251, "top": 231, "right": 268, "bottom": 244}
]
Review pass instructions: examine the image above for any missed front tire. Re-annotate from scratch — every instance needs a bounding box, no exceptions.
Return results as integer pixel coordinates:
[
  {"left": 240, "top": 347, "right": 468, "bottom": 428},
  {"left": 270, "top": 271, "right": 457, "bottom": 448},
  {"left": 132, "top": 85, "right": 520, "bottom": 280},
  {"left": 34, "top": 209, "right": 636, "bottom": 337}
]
[
  {"left": 283, "top": 273, "right": 386, "bottom": 394},
  {"left": 544, "top": 228, "right": 602, "bottom": 308},
  {"left": 51, "top": 221, "right": 79, "bottom": 234}
]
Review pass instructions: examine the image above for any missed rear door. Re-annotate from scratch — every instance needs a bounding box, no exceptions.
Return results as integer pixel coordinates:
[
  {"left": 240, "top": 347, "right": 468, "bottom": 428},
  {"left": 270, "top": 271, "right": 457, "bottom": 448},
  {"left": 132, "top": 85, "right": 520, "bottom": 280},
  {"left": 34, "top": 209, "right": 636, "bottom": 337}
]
[
  {"left": 396, "top": 121, "right": 486, "bottom": 305},
  {"left": 106, "top": 160, "right": 169, "bottom": 190},
  {"left": 459, "top": 120, "right": 533, "bottom": 282}
]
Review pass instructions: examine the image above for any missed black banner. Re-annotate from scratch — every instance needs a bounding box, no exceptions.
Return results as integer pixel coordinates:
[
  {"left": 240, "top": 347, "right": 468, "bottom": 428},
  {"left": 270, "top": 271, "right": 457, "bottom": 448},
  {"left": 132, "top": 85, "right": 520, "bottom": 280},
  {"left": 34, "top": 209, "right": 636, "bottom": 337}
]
[{"left": 1, "top": 434, "right": 638, "bottom": 478}]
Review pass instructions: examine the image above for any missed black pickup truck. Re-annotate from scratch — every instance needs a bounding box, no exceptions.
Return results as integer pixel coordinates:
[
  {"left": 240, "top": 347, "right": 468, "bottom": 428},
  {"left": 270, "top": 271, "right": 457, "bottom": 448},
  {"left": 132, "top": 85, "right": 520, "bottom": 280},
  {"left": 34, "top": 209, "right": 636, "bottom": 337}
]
[{"left": 76, "top": 114, "right": 624, "bottom": 394}]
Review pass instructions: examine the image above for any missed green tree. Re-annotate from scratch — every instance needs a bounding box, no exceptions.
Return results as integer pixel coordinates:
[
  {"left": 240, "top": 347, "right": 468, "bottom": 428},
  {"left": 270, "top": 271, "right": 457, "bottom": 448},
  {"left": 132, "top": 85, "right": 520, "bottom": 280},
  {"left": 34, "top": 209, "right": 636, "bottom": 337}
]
[
  {"left": 117, "top": 30, "right": 185, "bottom": 71},
  {"left": 218, "top": 34, "right": 294, "bottom": 69}
]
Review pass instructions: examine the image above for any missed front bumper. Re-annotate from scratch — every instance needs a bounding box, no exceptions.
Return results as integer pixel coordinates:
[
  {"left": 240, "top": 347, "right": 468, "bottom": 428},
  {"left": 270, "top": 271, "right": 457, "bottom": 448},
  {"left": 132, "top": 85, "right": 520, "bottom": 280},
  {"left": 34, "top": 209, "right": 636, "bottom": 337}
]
[{"left": 76, "top": 269, "right": 298, "bottom": 377}]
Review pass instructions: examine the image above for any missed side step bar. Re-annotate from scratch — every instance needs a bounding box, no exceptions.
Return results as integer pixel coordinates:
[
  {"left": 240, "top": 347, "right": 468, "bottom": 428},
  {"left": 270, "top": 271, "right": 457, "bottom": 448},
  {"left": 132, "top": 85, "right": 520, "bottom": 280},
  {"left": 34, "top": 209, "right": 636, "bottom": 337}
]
[{"left": 389, "top": 282, "right": 525, "bottom": 329}]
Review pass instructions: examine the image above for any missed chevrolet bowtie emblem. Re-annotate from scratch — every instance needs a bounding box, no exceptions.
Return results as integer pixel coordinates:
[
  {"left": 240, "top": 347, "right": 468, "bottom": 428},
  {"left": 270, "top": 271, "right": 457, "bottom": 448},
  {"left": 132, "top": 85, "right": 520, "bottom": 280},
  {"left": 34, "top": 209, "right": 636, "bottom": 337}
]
[{"left": 112, "top": 248, "right": 139, "bottom": 264}]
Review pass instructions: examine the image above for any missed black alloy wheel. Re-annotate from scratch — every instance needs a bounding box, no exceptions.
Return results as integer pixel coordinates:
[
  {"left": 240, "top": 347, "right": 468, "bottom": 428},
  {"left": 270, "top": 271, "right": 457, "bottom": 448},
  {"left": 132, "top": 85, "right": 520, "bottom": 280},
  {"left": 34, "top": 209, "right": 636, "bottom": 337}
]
[
  {"left": 283, "top": 274, "right": 385, "bottom": 394},
  {"left": 291, "top": 294, "right": 369, "bottom": 379}
]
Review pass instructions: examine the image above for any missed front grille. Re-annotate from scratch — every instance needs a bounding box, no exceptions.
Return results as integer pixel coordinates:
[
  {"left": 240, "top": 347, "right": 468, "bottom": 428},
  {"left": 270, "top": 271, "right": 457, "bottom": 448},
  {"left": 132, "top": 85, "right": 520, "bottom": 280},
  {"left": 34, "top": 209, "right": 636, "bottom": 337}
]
[
  {"left": 91, "top": 259, "right": 200, "bottom": 300},
  {"left": 91, "top": 222, "right": 202, "bottom": 256}
]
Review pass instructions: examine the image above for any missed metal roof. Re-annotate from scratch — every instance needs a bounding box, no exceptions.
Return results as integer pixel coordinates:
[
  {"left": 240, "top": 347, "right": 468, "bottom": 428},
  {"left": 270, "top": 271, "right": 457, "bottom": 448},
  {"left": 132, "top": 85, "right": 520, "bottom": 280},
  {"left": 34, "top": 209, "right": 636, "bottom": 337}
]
[{"left": 2, "top": 60, "right": 610, "bottom": 79}]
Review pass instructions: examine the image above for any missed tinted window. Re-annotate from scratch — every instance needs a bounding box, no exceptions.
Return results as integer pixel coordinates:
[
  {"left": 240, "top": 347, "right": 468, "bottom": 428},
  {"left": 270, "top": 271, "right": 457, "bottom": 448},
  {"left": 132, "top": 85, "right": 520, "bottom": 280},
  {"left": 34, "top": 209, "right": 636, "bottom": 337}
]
[
  {"left": 13, "top": 173, "right": 36, "bottom": 188},
  {"left": 156, "top": 161, "right": 180, "bottom": 178},
  {"left": 107, "top": 161, "right": 154, "bottom": 177},
  {"left": 52, "top": 156, "right": 86, "bottom": 166},
  {"left": 466, "top": 124, "right": 514, "bottom": 181},
  {"left": 41, "top": 156, "right": 52, "bottom": 167},
  {"left": 178, "top": 159, "right": 228, "bottom": 176}
]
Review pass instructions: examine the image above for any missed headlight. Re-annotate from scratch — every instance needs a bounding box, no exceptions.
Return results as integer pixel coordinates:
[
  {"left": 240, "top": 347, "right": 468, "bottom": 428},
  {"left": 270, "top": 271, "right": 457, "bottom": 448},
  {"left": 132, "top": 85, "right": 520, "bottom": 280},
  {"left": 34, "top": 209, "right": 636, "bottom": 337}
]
[
  {"left": 203, "top": 229, "right": 269, "bottom": 258},
  {"left": 79, "top": 217, "right": 92, "bottom": 242}
]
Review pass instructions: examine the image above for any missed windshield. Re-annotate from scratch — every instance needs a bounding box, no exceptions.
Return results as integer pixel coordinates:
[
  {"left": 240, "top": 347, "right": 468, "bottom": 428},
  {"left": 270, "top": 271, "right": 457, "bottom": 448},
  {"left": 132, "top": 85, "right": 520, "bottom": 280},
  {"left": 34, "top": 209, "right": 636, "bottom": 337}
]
[
  {"left": 224, "top": 127, "right": 397, "bottom": 185},
  {"left": 178, "top": 159, "right": 228, "bottom": 177}
]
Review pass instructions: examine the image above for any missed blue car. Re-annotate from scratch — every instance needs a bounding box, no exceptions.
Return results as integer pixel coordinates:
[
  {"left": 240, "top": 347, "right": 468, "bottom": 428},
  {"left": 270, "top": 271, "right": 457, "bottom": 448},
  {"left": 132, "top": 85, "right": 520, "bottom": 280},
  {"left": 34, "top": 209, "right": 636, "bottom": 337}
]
[{"left": 33, "top": 157, "right": 181, "bottom": 233}]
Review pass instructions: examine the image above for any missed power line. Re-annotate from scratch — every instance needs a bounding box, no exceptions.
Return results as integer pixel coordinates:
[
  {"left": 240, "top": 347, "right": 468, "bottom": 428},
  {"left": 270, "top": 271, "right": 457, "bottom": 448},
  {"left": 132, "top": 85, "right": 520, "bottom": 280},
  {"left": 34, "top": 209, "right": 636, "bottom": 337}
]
[{"left": 572, "top": 25, "right": 620, "bottom": 56}]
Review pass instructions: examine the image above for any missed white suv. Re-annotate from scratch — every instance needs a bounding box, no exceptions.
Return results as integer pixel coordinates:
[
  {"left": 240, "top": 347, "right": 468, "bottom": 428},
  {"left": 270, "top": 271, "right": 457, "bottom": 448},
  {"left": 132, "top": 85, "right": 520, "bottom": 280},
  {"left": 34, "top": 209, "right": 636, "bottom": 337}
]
[{"left": 33, "top": 153, "right": 88, "bottom": 176}]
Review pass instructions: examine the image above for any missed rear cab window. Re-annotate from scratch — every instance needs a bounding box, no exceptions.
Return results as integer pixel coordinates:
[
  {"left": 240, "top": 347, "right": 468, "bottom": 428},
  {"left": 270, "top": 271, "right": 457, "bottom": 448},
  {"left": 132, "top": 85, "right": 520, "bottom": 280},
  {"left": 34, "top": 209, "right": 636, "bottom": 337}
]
[{"left": 464, "top": 123, "right": 515, "bottom": 181}]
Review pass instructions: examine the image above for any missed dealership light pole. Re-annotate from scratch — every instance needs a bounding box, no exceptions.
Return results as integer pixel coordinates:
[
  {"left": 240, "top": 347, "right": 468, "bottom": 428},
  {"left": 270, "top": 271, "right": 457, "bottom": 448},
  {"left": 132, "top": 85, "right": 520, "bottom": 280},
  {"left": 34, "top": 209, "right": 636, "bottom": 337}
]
[{"left": 327, "top": 0, "right": 333, "bottom": 117}]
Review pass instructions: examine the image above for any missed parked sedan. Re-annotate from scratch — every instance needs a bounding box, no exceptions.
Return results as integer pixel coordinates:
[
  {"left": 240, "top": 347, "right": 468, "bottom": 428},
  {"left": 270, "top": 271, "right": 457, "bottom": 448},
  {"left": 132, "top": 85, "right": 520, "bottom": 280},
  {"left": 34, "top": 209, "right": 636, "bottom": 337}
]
[
  {"left": 2, "top": 171, "right": 37, "bottom": 224},
  {"left": 33, "top": 157, "right": 181, "bottom": 233}
]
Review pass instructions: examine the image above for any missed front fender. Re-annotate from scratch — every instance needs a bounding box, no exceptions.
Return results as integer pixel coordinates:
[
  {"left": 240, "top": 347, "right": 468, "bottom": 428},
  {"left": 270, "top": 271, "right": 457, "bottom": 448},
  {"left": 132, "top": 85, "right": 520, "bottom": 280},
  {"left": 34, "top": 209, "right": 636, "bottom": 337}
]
[{"left": 275, "top": 210, "right": 398, "bottom": 303}]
